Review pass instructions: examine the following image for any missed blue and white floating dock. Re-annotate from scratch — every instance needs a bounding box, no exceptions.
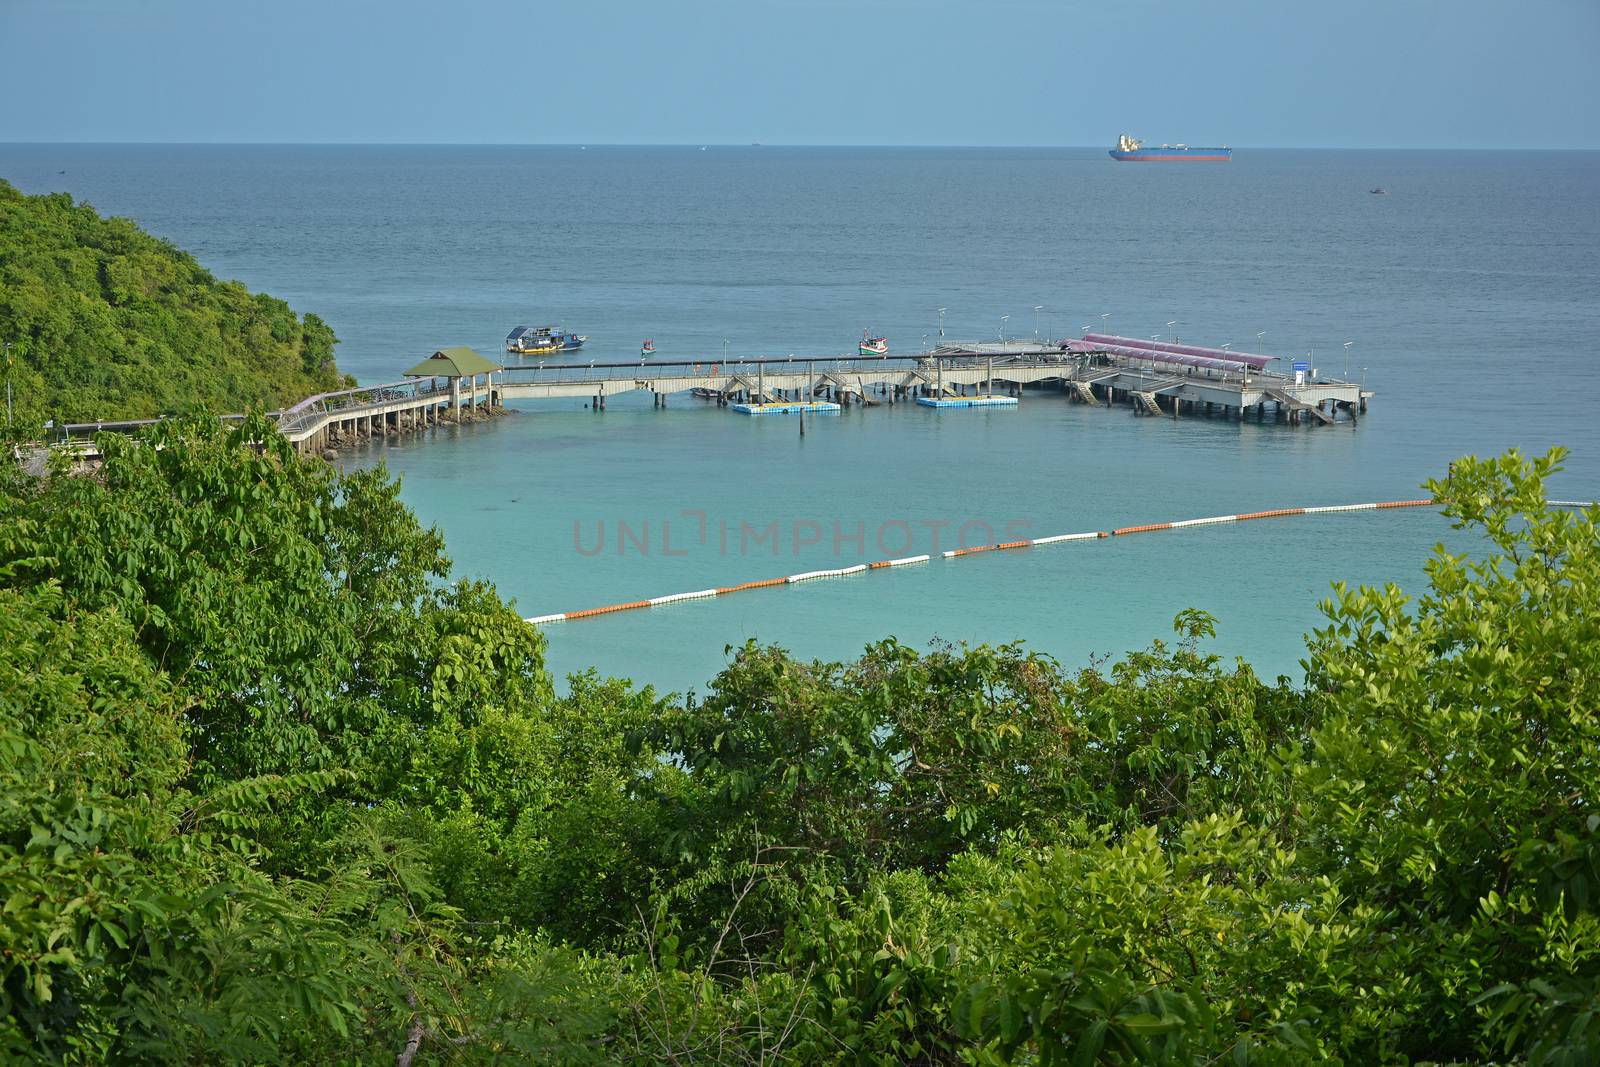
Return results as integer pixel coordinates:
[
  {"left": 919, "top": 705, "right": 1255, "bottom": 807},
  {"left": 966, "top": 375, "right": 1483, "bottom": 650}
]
[
  {"left": 914, "top": 395, "right": 1019, "bottom": 409},
  {"left": 731, "top": 401, "right": 842, "bottom": 416}
]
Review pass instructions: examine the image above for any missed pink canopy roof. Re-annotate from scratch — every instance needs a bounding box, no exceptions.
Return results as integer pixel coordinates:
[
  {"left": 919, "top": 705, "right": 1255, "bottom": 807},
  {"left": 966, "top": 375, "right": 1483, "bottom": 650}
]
[{"left": 1081, "top": 333, "right": 1275, "bottom": 370}]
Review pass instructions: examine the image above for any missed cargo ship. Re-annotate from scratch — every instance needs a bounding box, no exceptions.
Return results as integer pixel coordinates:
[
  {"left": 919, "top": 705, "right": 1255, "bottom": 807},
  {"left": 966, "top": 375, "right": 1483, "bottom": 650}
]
[{"left": 1109, "top": 134, "right": 1231, "bottom": 162}]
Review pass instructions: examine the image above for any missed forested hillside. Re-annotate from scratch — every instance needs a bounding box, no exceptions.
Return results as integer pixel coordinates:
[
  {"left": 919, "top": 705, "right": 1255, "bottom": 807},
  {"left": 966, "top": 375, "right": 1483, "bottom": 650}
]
[
  {"left": 0, "top": 179, "right": 347, "bottom": 423},
  {"left": 2, "top": 425, "right": 1597, "bottom": 1064}
]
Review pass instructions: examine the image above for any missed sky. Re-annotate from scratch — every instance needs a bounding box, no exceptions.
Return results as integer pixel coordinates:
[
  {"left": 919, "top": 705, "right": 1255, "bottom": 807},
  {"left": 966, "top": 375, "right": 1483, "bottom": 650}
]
[{"left": 1, "top": 0, "right": 1597, "bottom": 148}]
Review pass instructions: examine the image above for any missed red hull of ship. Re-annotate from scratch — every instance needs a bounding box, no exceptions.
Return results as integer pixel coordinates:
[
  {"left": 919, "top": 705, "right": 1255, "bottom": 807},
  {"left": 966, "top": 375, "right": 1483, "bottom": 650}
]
[{"left": 1112, "top": 155, "right": 1231, "bottom": 162}]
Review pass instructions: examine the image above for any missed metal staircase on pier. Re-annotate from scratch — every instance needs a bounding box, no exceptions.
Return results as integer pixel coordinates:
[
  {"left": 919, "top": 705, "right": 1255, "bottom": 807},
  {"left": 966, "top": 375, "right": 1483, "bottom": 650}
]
[
  {"left": 1132, "top": 378, "right": 1187, "bottom": 416},
  {"left": 818, "top": 372, "right": 879, "bottom": 406},
  {"left": 1069, "top": 371, "right": 1121, "bottom": 405},
  {"left": 727, "top": 374, "right": 781, "bottom": 404},
  {"left": 1132, "top": 391, "right": 1165, "bottom": 415},
  {"left": 1265, "top": 388, "right": 1334, "bottom": 425}
]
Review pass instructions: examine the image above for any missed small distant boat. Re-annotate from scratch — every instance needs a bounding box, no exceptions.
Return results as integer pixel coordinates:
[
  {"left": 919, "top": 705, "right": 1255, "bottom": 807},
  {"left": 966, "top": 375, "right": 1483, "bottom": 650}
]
[
  {"left": 506, "top": 325, "right": 586, "bottom": 355},
  {"left": 859, "top": 330, "right": 888, "bottom": 356},
  {"left": 641, "top": 339, "right": 656, "bottom": 357},
  {"left": 691, "top": 387, "right": 721, "bottom": 399},
  {"left": 1370, "top": 187, "right": 1388, "bottom": 195}
]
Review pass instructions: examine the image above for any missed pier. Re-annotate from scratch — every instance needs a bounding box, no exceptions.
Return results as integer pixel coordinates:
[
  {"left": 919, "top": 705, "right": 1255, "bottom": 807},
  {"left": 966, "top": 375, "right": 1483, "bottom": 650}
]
[
  {"left": 484, "top": 334, "right": 1369, "bottom": 429},
  {"left": 48, "top": 336, "right": 1373, "bottom": 461}
]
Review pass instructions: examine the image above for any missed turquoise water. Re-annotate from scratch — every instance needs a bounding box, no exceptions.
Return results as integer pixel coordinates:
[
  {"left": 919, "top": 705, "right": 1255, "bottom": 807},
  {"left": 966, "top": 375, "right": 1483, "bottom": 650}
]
[{"left": 5, "top": 145, "right": 1597, "bottom": 693}]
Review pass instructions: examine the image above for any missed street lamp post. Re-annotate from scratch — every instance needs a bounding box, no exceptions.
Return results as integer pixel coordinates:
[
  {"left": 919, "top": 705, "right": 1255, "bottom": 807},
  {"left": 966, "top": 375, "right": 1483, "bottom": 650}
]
[
  {"left": 1033, "top": 305, "right": 1044, "bottom": 340},
  {"left": 1166, "top": 320, "right": 1177, "bottom": 343},
  {"left": 1000, "top": 315, "right": 1010, "bottom": 345},
  {"left": 937, "top": 307, "right": 947, "bottom": 340},
  {"left": 1343, "top": 340, "right": 1355, "bottom": 379}
]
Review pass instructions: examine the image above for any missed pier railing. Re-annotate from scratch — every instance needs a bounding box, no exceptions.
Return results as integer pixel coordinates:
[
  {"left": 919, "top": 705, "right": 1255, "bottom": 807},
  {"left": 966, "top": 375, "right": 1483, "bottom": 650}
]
[
  {"left": 273, "top": 378, "right": 451, "bottom": 437},
  {"left": 56, "top": 413, "right": 252, "bottom": 444},
  {"left": 54, "top": 377, "right": 455, "bottom": 446},
  {"left": 493, "top": 354, "right": 937, "bottom": 388},
  {"left": 490, "top": 350, "right": 1343, "bottom": 392}
]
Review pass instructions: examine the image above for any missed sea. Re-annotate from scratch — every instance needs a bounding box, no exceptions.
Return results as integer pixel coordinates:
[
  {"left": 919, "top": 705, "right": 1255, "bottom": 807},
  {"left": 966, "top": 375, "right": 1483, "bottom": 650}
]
[{"left": 4, "top": 144, "right": 1598, "bottom": 695}]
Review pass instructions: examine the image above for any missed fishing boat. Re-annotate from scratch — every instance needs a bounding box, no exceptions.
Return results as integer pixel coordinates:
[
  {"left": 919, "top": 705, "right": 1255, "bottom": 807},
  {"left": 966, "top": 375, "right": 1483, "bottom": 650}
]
[
  {"left": 641, "top": 339, "right": 656, "bottom": 357},
  {"left": 859, "top": 330, "right": 888, "bottom": 356},
  {"left": 505, "top": 325, "right": 587, "bottom": 355},
  {"left": 505, "top": 331, "right": 562, "bottom": 356}
]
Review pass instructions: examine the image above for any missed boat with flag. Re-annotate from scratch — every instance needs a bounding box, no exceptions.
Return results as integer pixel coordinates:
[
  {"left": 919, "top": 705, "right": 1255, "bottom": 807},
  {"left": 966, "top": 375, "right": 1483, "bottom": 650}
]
[
  {"left": 859, "top": 330, "right": 888, "bottom": 356},
  {"left": 1109, "top": 134, "right": 1231, "bottom": 162},
  {"left": 505, "top": 325, "right": 587, "bottom": 355}
]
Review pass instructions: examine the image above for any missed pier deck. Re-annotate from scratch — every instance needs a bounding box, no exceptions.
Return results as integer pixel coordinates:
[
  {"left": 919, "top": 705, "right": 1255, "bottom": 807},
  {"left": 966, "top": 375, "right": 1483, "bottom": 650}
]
[
  {"left": 489, "top": 347, "right": 1368, "bottom": 428},
  {"left": 49, "top": 343, "right": 1372, "bottom": 461}
]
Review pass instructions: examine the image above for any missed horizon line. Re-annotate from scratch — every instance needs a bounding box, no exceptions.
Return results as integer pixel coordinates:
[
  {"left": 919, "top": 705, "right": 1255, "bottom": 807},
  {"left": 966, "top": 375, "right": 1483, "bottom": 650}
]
[{"left": 4, "top": 141, "right": 1598, "bottom": 152}]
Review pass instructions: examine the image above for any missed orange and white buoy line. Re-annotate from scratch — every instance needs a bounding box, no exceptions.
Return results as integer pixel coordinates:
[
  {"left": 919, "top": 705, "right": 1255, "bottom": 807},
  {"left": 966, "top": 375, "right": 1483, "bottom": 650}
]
[{"left": 523, "top": 498, "right": 1592, "bottom": 627}]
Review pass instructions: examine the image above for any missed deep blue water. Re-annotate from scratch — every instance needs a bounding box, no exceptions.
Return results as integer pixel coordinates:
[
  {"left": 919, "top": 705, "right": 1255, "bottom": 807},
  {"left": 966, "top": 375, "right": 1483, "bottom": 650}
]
[{"left": 5, "top": 144, "right": 1597, "bottom": 693}]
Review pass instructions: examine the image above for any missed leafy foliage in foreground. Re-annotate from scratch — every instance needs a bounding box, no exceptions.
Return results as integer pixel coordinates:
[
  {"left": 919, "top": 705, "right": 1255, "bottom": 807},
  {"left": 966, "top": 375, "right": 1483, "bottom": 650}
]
[
  {"left": 2, "top": 425, "right": 1597, "bottom": 1063},
  {"left": 0, "top": 178, "right": 347, "bottom": 425}
]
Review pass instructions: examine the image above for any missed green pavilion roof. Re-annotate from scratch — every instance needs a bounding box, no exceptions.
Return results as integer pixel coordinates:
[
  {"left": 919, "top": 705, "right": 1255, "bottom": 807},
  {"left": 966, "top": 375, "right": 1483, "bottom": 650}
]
[{"left": 403, "top": 346, "right": 502, "bottom": 378}]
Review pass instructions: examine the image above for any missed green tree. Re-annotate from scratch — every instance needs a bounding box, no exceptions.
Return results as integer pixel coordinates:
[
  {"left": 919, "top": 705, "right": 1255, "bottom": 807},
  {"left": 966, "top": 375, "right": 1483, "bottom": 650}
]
[
  {"left": 0, "top": 179, "right": 349, "bottom": 422},
  {"left": 7, "top": 419, "right": 1599, "bottom": 1065},
  {"left": 0, "top": 581, "right": 355, "bottom": 1061},
  {"left": 1, "top": 415, "right": 451, "bottom": 791},
  {"left": 1296, "top": 447, "right": 1600, "bottom": 1062},
  {"left": 1067, "top": 609, "right": 1308, "bottom": 836},
  {"left": 639, "top": 627, "right": 1301, "bottom": 949},
  {"left": 0, "top": 437, "right": 614, "bottom": 1063}
]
